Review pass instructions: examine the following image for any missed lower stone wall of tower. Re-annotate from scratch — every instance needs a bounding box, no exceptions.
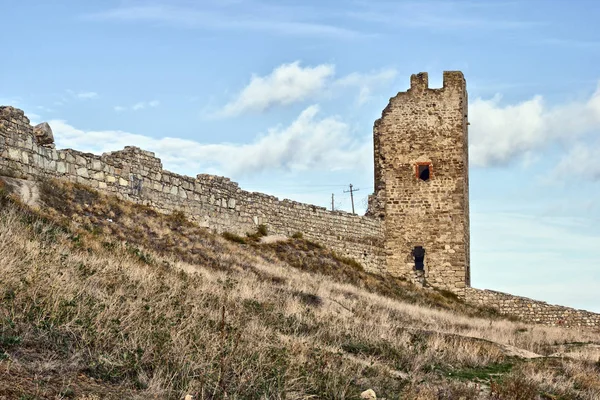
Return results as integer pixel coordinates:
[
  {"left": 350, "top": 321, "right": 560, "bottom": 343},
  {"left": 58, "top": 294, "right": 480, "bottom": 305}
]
[
  {"left": 465, "top": 288, "right": 600, "bottom": 327},
  {"left": 0, "top": 106, "right": 386, "bottom": 275}
]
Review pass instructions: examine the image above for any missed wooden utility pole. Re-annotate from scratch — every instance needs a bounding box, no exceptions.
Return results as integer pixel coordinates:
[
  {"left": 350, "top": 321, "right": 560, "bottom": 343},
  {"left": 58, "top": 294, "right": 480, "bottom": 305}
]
[{"left": 344, "top": 184, "right": 359, "bottom": 214}]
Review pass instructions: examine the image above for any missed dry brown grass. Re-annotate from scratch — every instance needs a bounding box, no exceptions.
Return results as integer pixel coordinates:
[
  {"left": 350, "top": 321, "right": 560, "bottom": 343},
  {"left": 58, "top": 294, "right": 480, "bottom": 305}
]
[{"left": 1, "top": 177, "right": 600, "bottom": 399}]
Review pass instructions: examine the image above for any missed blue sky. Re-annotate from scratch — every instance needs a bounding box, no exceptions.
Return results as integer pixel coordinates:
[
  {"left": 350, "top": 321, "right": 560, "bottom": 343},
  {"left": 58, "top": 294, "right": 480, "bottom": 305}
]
[{"left": 2, "top": 0, "right": 600, "bottom": 312}]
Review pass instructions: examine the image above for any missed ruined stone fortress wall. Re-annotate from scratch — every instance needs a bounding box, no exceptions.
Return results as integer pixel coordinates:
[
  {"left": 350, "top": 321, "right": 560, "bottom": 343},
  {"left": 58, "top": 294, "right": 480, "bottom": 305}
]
[
  {"left": 2, "top": 70, "right": 600, "bottom": 327},
  {"left": 0, "top": 106, "right": 385, "bottom": 274},
  {"left": 465, "top": 288, "right": 600, "bottom": 327}
]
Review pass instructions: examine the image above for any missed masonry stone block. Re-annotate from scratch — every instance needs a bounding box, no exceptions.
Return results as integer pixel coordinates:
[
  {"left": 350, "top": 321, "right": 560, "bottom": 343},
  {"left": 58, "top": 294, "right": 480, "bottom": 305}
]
[
  {"left": 8, "top": 148, "right": 19, "bottom": 160},
  {"left": 93, "top": 171, "right": 105, "bottom": 180},
  {"left": 76, "top": 167, "right": 89, "bottom": 178}
]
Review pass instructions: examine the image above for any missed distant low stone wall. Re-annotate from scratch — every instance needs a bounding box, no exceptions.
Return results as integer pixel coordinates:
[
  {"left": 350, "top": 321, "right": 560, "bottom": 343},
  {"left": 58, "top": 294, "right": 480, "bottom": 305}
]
[
  {"left": 0, "top": 106, "right": 385, "bottom": 274},
  {"left": 465, "top": 288, "right": 600, "bottom": 327}
]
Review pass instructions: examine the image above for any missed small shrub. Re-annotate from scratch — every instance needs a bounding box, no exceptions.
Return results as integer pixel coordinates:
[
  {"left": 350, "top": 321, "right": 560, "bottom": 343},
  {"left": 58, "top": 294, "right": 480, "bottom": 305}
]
[
  {"left": 304, "top": 239, "right": 323, "bottom": 249},
  {"left": 102, "top": 241, "right": 116, "bottom": 250},
  {"left": 222, "top": 231, "right": 246, "bottom": 244},
  {"left": 291, "top": 231, "right": 303, "bottom": 239},
  {"left": 332, "top": 252, "right": 364, "bottom": 271},
  {"left": 245, "top": 224, "right": 269, "bottom": 242},
  {"left": 125, "top": 243, "right": 153, "bottom": 264},
  {"left": 0, "top": 334, "right": 22, "bottom": 360},
  {"left": 168, "top": 210, "right": 187, "bottom": 226},
  {"left": 0, "top": 181, "right": 7, "bottom": 203},
  {"left": 436, "top": 288, "right": 461, "bottom": 302},
  {"left": 77, "top": 262, "right": 97, "bottom": 278},
  {"left": 257, "top": 224, "right": 268, "bottom": 237},
  {"left": 59, "top": 387, "right": 75, "bottom": 399},
  {"left": 294, "top": 291, "right": 323, "bottom": 307}
]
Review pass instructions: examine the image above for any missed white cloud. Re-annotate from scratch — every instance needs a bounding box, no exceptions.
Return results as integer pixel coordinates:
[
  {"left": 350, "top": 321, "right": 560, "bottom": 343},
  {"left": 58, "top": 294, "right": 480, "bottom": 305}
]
[
  {"left": 553, "top": 141, "right": 600, "bottom": 181},
  {"left": 215, "top": 62, "right": 399, "bottom": 117},
  {"left": 117, "top": 101, "right": 161, "bottom": 112},
  {"left": 50, "top": 105, "right": 370, "bottom": 177},
  {"left": 335, "top": 68, "right": 397, "bottom": 105},
  {"left": 134, "top": 100, "right": 160, "bottom": 110},
  {"left": 77, "top": 91, "right": 98, "bottom": 99},
  {"left": 469, "top": 84, "right": 600, "bottom": 166},
  {"left": 217, "top": 62, "right": 335, "bottom": 117},
  {"left": 85, "top": 4, "right": 363, "bottom": 38}
]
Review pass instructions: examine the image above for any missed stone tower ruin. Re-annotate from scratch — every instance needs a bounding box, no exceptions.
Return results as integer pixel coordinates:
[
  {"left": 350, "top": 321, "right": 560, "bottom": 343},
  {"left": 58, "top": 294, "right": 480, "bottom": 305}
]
[{"left": 368, "top": 71, "right": 470, "bottom": 293}]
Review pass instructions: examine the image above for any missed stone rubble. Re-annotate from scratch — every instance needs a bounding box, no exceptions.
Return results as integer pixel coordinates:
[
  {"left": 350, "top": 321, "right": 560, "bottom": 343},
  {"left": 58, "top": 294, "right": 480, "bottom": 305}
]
[{"left": 361, "top": 389, "right": 377, "bottom": 399}]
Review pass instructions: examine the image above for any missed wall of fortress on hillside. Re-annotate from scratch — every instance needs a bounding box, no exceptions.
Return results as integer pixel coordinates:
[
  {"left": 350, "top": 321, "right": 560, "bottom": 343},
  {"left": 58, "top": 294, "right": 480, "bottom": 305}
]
[
  {"left": 465, "top": 288, "right": 600, "bottom": 327},
  {"left": 0, "top": 106, "right": 386, "bottom": 274},
  {"left": 2, "top": 98, "right": 600, "bottom": 328}
]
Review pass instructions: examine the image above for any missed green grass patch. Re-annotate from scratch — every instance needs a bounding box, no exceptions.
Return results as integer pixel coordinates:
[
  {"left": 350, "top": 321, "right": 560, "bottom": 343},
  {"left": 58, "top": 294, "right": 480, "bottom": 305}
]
[
  {"left": 443, "top": 361, "right": 514, "bottom": 381},
  {"left": 0, "top": 333, "right": 22, "bottom": 360},
  {"left": 125, "top": 243, "right": 153, "bottom": 265},
  {"left": 340, "top": 338, "right": 409, "bottom": 369}
]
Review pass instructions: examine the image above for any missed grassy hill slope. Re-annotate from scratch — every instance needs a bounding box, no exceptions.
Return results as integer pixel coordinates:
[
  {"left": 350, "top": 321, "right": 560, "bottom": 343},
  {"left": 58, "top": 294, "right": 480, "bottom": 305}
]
[{"left": 1, "top": 176, "right": 599, "bottom": 400}]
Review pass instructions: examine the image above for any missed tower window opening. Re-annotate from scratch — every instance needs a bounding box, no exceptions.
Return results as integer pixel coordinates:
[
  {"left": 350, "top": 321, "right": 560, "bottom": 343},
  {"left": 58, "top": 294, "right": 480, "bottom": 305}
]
[
  {"left": 413, "top": 246, "right": 425, "bottom": 270},
  {"left": 416, "top": 163, "right": 432, "bottom": 181}
]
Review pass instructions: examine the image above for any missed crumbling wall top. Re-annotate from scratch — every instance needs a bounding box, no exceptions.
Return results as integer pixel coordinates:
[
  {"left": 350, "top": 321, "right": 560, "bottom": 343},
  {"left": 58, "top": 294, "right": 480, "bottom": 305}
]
[
  {"left": 408, "top": 71, "right": 465, "bottom": 92},
  {"left": 0, "top": 106, "right": 29, "bottom": 124},
  {"left": 103, "top": 146, "right": 157, "bottom": 159}
]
